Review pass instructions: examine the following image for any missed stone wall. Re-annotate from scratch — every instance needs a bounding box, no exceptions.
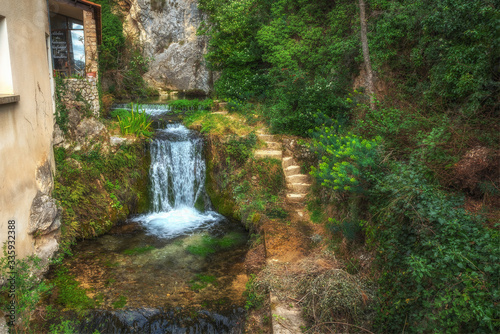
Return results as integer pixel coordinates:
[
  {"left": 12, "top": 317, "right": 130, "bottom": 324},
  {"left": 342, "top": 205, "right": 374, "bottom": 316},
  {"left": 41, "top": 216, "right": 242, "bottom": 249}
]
[
  {"left": 83, "top": 10, "right": 98, "bottom": 74},
  {"left": 62, "top": 78, "right": 100, "bottom": 117}
]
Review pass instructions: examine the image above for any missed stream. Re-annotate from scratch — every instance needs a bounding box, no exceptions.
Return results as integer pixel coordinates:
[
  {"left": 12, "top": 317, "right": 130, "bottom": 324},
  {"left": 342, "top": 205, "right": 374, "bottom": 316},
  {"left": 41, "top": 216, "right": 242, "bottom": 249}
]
[{"left": 62, "top": 105, "right": 248, "bottom": 333}]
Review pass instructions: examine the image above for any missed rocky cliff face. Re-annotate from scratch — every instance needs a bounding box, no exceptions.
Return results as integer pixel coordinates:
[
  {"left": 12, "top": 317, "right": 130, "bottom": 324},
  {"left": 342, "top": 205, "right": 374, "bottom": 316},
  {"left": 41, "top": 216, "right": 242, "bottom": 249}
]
[{"left": 120, "top": 0, "right": 212, "bottom": 93}]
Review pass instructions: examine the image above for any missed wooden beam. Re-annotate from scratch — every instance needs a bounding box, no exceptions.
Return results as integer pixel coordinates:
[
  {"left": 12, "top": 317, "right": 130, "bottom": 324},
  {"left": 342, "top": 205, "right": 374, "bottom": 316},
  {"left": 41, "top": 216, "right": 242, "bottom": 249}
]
[{"left": 52, "top": 0, "right": 92, "bottom": 12}]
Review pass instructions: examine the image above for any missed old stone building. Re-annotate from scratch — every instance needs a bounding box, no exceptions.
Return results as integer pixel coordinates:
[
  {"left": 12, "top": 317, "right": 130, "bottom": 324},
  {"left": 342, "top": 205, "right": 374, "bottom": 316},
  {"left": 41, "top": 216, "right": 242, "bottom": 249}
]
[{"left": 0, "top": 0, "right": 102, "bottom": 271}]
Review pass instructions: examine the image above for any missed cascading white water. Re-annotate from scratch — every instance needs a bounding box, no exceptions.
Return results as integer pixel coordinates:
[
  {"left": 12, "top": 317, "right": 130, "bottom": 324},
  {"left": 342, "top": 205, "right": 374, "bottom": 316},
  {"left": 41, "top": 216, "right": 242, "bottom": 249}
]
[
  {"left": 134, "top": 124, "right": 222, "bottom": 238},
  {"left": 150, "top": 124, "right": 205, "bottom": 211}
]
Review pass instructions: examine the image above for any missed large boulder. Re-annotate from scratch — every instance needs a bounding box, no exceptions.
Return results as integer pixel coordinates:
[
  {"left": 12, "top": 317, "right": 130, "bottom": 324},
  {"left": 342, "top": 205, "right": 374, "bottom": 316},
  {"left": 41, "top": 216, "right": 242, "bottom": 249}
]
[{"left": 121, "top": 0, "right": 212, "bottom": 93}]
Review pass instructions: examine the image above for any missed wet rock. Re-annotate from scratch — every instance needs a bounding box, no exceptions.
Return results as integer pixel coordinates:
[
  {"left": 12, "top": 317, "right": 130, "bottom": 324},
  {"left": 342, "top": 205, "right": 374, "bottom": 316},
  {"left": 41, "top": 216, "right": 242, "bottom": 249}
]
[{"left": 28, "top": 191, "right": 61, "bottom": 235}]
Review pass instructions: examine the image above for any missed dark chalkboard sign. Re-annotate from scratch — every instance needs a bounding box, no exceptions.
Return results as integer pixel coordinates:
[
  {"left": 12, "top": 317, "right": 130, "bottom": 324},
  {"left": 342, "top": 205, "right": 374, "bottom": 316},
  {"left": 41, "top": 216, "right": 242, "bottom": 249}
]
[{"left": 51, "top": 31, "right": 67, "bottom": 59}]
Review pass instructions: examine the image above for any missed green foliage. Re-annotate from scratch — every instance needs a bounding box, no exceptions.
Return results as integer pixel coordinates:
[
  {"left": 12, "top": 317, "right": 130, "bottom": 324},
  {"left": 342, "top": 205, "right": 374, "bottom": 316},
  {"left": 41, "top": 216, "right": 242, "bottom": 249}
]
[
  {"left": 243, "top": 274, "right": 264, "bottom": 310},
  {"left": 369, "top": 0, "right": 499, "bottom": 114},
  {"left": 93, "top": 0, "right": 125, "bottom": 72},
  {"left": 122, "top": 245, "right": 155, "bottom": 255},
  {"left": 110, "top": 108, "right": 130, "bottom": 119},
  {"left": 49, "top": 320, "right": 76, "bottom": 334},
  {"left": 55, "top": 76, "right": 69, "bottom": 133},
  {"left": 168, "top": 99, "right": 214, "bottom": 114},
  {"left": 93, "top": 0, "right": 156, "bottom": 98},
  {"left": 0, "top": 248, "right": 52, "bottom": 330},
  {"left": 117, "top": 103, "right": 153, "bottom": 137},
  {"left": 225, "top": 133, "right": 257, "bottom": 163},
  {"left": 311, "top": 126, "right": 499, "bottom": 331},
  {"left": 309, "top": 127, "right": 381, "bottom": 193},
  {"left": 267, "top": 71, "right": 350, "bottom": 136},
  {"left": 327, "top": 218, "right": 363, "bottom": 243},
  {"left": 368, "top": 162, "right": 500, "bottom": 332},
  {"left": 199, "top": 0, "right": 358, "bottom": 135}
]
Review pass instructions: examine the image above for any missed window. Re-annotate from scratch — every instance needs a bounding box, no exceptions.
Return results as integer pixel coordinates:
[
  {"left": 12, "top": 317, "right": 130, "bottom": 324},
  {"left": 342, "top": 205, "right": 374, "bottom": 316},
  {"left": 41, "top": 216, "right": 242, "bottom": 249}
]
[
  {"left": 0, "top": 16, "right": 14, "bottom": 95},
  {"left": 50, "top": 13, "right": 85, "bottom": 77}
]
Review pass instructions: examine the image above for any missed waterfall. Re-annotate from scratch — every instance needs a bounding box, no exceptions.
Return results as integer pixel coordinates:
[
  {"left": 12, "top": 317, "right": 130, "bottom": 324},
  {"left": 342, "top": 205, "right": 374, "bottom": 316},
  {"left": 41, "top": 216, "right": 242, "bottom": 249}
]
[
  {"left": 150, "top": 124, "right": 205, "bottom": 211},
  {"left": 134, "top": 124, "right": 222, "bottom": 238}
]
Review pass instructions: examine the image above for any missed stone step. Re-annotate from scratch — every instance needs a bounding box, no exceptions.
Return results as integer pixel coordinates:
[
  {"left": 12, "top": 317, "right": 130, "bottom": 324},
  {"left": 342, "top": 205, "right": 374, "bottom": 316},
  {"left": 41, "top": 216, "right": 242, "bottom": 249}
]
[
  {"left": 265, "top": 141, "right": 282, "bottom": 150},
  {"left": 286, "top": 174, "right": 310, "bottom": 184},
  {"left": 284, "top": 165, "right": 301, "bottom": 177},
  {"left": 257, "top": 134, "right": 275, "bottom": 142},
  {"left": 287, "top": 183, "right": 312, "bottom": 193},
  {"left": 270, "top": 292, "right": 305, "bottom": 334},
  {"left": 218, "top": 102, "right": 228, "bottom": 110},
  {"left": 255, "top": 150, "right": 282, "bottom": 160},
  {"left": 282, "top": 157, "right": 294, "bottom": 169},
  {"left": 286, "top": 193, "right": 307, "bottom": 203},
  {"left": 212, "top": 111, "right": 228, "bottom": 115}
]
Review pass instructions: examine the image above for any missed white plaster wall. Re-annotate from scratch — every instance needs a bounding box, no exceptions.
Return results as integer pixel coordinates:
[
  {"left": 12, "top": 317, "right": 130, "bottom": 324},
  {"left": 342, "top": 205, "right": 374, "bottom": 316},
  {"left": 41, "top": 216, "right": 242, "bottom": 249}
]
[{"left": 0, "top": 0, "right": 56, "bottom": 259}]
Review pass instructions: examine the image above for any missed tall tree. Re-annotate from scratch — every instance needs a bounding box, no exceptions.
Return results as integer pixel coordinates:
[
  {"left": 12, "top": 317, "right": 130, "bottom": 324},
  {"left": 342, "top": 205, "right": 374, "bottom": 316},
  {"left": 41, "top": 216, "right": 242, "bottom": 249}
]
[{"left": 358, "top": 0, "right": 375, "bottom": 110}]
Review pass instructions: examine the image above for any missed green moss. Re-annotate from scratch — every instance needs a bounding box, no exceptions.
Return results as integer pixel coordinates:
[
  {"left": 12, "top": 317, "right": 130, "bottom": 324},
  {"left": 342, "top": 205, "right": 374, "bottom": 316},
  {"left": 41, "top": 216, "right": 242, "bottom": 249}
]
[
  {"left": 112, "top": 295, "right": 127, "bottom": 309},
  {"left": 189, "top": 274, "right": 217, "bottom": 291},
  {"left": 51, "top": 266, "right": 94, "bottom": 313},
  {"left": 54, "top": 140, "right": 150, "bottom": 249},
  {"left": 186, "top": 233, "right": 246, "bottom": 257}
]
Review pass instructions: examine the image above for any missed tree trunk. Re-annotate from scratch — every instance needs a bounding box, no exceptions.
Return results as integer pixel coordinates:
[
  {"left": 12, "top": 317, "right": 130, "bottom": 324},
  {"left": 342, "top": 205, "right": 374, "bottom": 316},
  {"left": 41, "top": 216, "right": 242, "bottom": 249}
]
[{"left": 359, "top": 0, "right": 376, "bottom": 110}]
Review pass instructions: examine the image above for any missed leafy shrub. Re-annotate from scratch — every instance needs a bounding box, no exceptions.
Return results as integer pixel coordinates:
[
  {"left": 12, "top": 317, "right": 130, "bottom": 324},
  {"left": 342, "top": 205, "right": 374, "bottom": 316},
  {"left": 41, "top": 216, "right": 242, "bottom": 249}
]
[
  {"left": 369, "top": 162, "right": 500, "bottom": 333},
  {"left": 308, "top": 127, "right": 381, "bottom": 193},
  {"left": 117, "top": 104, "right": 153, "bottom": 137},
  {"left": 0, "top": 249, "right": 52, "bottom": 330},
  {"left": 369, "top": 0, "right": 498, "bottom": 114},
  {"left": 267, "top": 71, "right": 350, "bottom": 136},
  {"left": 225, "top": 133, "right": 257, "bottom": 164},
  {"left": 243, "top": 274, "right": 264, "bottom": 310}
]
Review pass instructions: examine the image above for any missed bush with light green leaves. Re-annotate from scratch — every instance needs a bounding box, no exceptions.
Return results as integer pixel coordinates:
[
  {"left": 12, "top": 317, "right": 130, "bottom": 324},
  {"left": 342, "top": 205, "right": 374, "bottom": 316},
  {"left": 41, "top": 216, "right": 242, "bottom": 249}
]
[{"left": 308, "top": 126, "right": 381, "bottom": 194}]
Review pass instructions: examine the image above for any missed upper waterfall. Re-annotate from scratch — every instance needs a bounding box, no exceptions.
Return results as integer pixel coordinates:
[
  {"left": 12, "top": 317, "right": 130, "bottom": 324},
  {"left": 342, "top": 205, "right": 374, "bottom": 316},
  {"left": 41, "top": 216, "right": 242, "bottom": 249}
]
[{"left": 150, "top": 124, "right": 206, "bottom": 211}]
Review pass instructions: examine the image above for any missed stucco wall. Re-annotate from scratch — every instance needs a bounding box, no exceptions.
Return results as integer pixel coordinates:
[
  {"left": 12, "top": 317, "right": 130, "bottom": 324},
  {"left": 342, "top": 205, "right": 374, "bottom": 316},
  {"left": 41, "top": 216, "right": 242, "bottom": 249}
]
[{"left": 0, "top": 0, "right": 58, "bottom": 261}]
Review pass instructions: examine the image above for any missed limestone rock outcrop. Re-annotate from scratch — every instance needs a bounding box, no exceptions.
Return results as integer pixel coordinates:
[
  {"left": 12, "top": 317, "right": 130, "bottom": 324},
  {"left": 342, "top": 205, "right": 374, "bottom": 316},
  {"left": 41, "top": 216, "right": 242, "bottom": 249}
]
[
  {"left": 29, "top": 160, "right": 61, "bottom": 273},
  {"left": 121, "top": 0, "right": 212, "bottom": 93}
]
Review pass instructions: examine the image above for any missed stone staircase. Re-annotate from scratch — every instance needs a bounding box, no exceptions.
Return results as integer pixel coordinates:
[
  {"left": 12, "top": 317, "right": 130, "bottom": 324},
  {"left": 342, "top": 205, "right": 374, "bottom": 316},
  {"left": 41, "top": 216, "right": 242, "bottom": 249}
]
[
  {"left": 254, "top": 131, "right": 283, "bottom": 160},
  {"left": 282, "top": 156, "right": 311, "bottom": 207},
  {"left": 254, "top": 130, "right": 311, "bottom": 207}
]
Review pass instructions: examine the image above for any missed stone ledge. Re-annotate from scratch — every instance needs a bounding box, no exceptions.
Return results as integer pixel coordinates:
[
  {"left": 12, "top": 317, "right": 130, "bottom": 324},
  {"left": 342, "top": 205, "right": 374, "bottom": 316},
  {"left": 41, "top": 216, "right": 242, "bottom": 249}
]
[{"left": 0, "top": 94, "right": 20, "bottom": 105}]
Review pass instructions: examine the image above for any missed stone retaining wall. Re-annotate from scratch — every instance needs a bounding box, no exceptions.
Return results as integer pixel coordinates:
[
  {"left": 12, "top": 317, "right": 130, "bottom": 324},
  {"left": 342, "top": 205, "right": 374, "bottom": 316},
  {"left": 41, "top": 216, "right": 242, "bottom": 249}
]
[{"left": 62, "top": 78, "right": 100, "bottom": 117}]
